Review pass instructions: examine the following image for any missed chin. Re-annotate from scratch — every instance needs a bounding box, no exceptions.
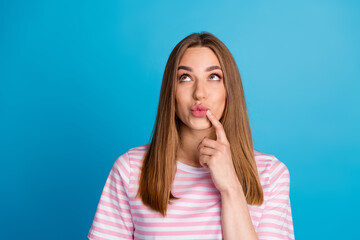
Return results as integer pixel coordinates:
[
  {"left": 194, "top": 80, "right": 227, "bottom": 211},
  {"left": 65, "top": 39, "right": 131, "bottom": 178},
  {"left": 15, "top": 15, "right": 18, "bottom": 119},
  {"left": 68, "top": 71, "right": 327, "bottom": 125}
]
[{"left": 190, "top": 122, "right": 212, "bottom": 130}]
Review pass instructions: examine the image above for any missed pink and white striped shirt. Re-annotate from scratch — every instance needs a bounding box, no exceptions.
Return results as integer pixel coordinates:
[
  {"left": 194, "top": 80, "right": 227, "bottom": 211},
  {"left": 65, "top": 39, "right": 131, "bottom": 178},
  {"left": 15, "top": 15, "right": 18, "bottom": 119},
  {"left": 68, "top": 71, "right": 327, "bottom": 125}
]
[{"left": 88, "top": 144, "right": 294, "bottom": 240}]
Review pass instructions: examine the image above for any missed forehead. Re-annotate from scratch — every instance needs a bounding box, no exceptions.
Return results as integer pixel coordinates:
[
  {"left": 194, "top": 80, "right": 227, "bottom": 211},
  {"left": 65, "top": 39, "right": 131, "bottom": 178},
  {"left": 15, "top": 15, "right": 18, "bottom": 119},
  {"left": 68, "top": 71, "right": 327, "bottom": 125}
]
[{"left": 178, "top": 47, "right": 221, "bottom": 67}]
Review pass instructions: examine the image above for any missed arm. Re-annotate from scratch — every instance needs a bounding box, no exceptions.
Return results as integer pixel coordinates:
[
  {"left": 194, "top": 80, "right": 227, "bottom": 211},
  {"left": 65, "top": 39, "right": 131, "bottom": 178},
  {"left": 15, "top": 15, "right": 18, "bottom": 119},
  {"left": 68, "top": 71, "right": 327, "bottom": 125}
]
[
  {"left": 221, "top": 185, "right": 258, "bottom": 240},
  {"left": 198, "top": 110, "right": 258, "bottom": 239},
  {"left": 88, "top": 152, "right": 134, "bottom": 240},
  {"left": 257, "top": 160, "right": 294, "bottom": 240}
]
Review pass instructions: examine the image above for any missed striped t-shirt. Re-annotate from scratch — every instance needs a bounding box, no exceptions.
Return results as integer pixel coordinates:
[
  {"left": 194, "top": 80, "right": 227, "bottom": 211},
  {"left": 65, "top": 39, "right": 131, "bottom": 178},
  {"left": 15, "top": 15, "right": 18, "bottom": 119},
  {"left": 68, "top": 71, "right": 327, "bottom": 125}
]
[{"left": 88, "top": 144, "right": 294, "bottom": 240}]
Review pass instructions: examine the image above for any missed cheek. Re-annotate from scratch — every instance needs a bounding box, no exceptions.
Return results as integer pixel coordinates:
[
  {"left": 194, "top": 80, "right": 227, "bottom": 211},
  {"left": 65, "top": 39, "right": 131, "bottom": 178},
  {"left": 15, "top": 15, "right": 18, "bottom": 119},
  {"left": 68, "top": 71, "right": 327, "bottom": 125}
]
[
  {"left": 216, "top": 87, "right": 226, "bottom": 101},
  {"left": 215, "top": 88, "right": 227, "bottom": 112},
  {"left": 175, "top": 101, "right": 186, "bottom": 115},
  {"left": 175, "top": 90, "right": 189, "bottom": 108},
  {"left": 175, "top": 93, "right": 185, "bottom": 116}
]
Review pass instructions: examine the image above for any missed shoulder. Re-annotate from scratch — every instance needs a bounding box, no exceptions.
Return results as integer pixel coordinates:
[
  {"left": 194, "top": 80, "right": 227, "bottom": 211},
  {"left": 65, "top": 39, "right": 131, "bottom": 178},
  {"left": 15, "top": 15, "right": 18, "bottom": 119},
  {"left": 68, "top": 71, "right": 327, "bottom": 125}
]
[
  {"left": 253, "top": 149, "right": 290, "bottom": 187},
  {"left": 127, "top": 143, "right": 150, "bottom": 156},
  {"left": 126, "top": 143, "right": 149, "bottom": 164},
  {"left": 111, "top": 144, "right": 149, "bottom": 185},
  {"left": 114, "top": 143, "right": 149, "bottom": 172}
]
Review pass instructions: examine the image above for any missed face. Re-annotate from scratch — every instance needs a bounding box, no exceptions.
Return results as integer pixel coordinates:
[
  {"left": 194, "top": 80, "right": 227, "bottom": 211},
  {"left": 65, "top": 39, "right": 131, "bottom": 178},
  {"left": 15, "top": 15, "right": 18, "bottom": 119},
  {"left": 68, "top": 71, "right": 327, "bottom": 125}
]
[{"left": 175, "top": 47, "right": 227, "bottom": 130}]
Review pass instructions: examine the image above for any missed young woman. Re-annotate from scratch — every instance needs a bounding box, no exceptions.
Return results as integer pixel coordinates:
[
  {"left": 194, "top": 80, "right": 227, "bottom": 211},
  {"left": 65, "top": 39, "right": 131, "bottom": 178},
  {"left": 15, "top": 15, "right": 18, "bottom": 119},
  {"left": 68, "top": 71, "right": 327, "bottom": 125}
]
[{"left": 88, "top": 32, "right": 294, "bottom": 240}]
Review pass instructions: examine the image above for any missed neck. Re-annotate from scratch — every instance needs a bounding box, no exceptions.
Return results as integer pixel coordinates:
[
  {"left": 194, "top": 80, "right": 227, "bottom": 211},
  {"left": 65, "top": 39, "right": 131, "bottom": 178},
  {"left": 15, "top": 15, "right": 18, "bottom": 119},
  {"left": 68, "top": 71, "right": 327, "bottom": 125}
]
[{"left": 176, "top": 123, "right": 216, "bottom": 167}]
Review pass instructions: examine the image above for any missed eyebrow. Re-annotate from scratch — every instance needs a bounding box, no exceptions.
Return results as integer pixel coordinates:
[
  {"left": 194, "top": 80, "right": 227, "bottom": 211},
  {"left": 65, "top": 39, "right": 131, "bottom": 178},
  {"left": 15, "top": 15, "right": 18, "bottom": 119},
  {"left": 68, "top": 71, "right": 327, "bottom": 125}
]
[{"left": 177, "top": 65, "right": 222, "bottom": 72}]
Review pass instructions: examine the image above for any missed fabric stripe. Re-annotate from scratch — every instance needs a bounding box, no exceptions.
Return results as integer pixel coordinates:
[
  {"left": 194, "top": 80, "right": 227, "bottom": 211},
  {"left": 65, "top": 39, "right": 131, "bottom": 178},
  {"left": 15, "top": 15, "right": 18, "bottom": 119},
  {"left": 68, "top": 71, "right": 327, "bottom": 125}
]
[{"left": 88, "top": 145, "right": 294, "bottom": 239}]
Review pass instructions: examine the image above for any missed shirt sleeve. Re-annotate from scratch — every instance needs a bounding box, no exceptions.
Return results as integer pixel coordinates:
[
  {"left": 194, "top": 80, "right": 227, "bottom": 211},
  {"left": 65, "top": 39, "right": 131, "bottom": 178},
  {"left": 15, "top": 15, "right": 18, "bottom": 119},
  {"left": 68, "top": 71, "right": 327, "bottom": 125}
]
[
  {"left": 88, "top": 152, "right": 134, "bottom": 240},
  {"left": 256, "top": 158, "right": 295, "bottom": 240}
]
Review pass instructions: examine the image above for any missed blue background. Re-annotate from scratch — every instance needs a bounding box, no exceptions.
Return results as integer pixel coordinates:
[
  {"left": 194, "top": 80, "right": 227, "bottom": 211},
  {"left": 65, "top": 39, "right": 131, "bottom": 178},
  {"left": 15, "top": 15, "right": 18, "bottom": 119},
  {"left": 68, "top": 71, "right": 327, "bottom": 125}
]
[{"left": 1, "top": 0, "right": 359, "bottom": 239}]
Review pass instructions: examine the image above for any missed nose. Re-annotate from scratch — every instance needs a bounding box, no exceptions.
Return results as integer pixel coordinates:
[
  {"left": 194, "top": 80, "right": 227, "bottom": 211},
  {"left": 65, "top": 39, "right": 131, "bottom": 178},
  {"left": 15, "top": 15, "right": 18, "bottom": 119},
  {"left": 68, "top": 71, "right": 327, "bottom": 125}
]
[{"left": 193, "top": 79, "right": 207, "bottom": 101}]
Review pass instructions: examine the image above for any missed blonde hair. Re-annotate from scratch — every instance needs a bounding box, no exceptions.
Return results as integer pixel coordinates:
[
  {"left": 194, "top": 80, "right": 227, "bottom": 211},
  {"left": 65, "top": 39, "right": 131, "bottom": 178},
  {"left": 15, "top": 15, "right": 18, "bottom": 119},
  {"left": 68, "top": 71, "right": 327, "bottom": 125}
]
[{"left": 136, "top": 31, "right": 263, "bottom": 217}]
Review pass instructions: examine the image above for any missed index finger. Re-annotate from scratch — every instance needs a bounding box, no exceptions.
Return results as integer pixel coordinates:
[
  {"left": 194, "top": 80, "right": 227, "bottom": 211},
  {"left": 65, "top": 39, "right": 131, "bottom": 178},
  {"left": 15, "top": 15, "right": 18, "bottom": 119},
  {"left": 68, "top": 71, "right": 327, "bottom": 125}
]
[{"left": 206, "top": 110, "right": 229, "bottom": 144}]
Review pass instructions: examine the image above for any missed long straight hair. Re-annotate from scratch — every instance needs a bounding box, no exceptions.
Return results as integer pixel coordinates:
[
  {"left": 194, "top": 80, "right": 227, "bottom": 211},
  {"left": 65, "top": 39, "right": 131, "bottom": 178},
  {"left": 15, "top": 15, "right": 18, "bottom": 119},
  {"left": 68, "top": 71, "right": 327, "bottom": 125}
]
[{"left": 136, "top": 32, "right": 263, "bottom": 217}]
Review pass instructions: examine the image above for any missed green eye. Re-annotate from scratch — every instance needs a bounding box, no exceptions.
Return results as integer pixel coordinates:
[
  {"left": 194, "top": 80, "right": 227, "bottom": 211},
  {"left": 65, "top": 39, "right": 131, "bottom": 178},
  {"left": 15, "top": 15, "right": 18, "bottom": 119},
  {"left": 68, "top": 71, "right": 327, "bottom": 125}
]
[
  {"left": 210, "top": 74, "right": 221, "bottom": 81},
  {"left": 179, "top": 74, "right": 191, "bottom": 82},
  {"left": 179, "top": 73, "right": 222, "bottom": 82}
]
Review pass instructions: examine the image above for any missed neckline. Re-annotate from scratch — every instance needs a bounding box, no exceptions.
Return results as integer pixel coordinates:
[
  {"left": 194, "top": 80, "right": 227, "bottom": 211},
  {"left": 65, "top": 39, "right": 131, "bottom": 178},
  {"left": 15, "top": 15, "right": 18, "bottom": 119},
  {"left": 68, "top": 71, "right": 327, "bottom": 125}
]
[{"left": 176, "top": 160, "right": 210, "bottom": 174}]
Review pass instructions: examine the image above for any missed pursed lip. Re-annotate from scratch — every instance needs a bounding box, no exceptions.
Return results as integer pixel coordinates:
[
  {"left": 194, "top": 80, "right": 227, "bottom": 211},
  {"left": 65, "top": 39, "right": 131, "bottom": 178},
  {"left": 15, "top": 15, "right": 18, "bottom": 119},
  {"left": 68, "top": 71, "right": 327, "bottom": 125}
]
[{"left": 191, "top": 104, "right": 209, "bottom": 111}]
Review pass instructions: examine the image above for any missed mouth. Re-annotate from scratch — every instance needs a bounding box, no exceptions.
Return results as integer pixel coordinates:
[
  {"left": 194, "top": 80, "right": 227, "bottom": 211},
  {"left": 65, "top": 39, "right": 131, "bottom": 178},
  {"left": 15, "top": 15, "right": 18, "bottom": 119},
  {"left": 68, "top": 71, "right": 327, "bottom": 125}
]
[
  {"left": 191, "top": 104, "right": 209, "bottom": 111},
  {"left": 191, "top": 110, "right": 207, "bottom": 118},
  {"left": 190, "top": 104, "right": 210, "bottom": 118}
]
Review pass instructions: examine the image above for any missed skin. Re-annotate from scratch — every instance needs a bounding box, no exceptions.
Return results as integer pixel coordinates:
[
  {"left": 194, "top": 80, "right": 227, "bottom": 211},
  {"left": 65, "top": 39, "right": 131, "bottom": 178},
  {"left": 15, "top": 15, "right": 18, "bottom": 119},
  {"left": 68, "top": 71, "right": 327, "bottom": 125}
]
[
  {"left": 202, "top": 110, "right": 258, "bottom": 240},
  {"left": 175, "top": 46, "right": 226, "bottom": 168},
  {"left": 175, "top": 46, "right": 258, "bottom": 239}
]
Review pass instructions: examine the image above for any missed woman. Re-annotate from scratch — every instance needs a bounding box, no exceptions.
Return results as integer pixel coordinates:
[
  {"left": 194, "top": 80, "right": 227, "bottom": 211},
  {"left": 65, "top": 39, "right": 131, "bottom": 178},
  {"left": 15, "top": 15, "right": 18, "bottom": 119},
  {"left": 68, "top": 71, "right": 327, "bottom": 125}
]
[{"left": 88, "top": 32, "right": 294, "bottom": 240}]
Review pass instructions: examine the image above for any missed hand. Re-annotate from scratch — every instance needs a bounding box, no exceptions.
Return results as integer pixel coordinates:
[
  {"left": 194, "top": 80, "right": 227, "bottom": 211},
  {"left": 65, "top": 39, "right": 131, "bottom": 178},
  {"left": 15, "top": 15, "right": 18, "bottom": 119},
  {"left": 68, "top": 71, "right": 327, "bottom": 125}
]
[{"left": 197, "top": 110, "right": 242, "bottom": 194}]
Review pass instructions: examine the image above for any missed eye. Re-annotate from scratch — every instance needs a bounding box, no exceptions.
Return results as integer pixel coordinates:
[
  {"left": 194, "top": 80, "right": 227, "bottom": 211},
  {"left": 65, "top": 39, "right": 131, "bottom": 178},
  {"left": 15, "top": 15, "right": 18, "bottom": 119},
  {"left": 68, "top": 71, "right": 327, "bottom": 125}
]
[
  {"left": 179, "top": 74, "right": 191, "bottom": 82},
  {"left": 209, "top": 74, "right": 222, "bottom": 81}
]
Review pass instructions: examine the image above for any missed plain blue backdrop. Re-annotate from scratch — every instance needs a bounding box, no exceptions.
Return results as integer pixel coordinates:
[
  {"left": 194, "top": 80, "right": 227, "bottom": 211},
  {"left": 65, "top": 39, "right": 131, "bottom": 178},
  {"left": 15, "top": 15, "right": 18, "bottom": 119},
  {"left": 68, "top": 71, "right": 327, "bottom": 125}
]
[{"left": 1, "top": 0, "right": 359, "bottom": 239}]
